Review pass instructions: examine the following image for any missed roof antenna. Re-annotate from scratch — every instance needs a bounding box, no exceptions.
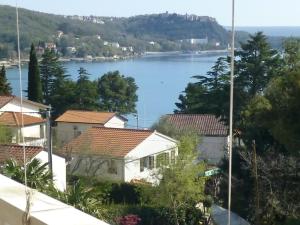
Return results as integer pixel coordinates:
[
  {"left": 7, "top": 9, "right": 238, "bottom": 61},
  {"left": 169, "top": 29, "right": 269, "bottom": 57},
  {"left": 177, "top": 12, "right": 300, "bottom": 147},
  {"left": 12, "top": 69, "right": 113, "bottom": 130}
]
[
  {"left": 228, "top": 0, "right": 235, "bottom": 224},
  {"left": 15, "top": 1, "right": 32, "bottom": 224}
]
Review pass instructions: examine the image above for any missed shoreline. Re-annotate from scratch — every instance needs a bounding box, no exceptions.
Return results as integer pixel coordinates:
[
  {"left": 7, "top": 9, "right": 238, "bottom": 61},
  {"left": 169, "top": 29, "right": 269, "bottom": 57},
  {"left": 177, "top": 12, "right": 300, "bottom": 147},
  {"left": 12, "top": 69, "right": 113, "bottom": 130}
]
[{"left": 2, "top": 49, "right": 228, "bottom": 69}]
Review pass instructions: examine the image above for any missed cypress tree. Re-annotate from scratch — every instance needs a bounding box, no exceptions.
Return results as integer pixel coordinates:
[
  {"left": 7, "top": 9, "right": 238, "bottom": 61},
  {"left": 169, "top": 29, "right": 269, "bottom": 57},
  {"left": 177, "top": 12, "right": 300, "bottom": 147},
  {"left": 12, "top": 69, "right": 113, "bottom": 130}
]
[
  {"left": 0, "top": 65, "right": 12, "bottom": 95},
  {"left": 28, "top": 43, "right": 43, "bottom": 103}
]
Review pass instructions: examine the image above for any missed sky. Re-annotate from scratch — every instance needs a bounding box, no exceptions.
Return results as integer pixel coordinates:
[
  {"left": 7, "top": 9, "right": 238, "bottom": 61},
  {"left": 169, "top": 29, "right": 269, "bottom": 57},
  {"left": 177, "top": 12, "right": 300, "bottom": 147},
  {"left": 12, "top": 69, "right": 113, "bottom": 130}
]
[{"left": 1, "top": 0, "right": 300, "bottom": 26}]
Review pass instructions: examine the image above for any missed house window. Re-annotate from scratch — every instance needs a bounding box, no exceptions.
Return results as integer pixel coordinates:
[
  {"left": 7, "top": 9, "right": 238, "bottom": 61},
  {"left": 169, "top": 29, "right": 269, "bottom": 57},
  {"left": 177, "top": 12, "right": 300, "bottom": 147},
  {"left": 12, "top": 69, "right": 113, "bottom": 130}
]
[
  {"left": 171, "top": 150, "right": 176, "bottom": 164},
  {"left": 148, "top": 156, "right": 154, "bottom": 169},
  {"left": 73, "top": 126, "right": 81, "bottom": 138},
  {"left": 108, "top": 159, "right": 117, "bottom": 174},
  {"left": 140, "top": 157, "right": 145, "bottom": 172}
]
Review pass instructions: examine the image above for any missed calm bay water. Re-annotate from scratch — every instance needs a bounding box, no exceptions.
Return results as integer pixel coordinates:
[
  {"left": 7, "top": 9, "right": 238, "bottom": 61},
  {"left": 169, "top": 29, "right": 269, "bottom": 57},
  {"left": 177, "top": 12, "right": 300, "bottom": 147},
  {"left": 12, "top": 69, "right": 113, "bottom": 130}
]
[{"left": 6, "top": 53, "right": 224, "bottom": 128}]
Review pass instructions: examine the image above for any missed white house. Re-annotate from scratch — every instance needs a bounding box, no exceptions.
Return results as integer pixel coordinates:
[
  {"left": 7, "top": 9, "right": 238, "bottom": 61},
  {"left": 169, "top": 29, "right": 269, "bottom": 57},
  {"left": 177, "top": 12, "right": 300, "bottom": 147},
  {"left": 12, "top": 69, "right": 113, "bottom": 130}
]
[
  {"left": 59, "top": 127, "right": 178, "bottom": 184},
  {"left": 0, "top": 95, "right": 49, "bottom": 117},
  {"left": 54, "top": 110, "right": 127, "bottom": 146},
  {"left": 165, "top": 114, "right": 228, "bottom": 165},
  {"left": 0, "top": 144, "right": 66, "bottom": 191},
  {"left": 0, "top": 112, "right": 46, "bottom": 146},
  {"left": 0, "top": 96, "right": 50, "bottom": 146}
]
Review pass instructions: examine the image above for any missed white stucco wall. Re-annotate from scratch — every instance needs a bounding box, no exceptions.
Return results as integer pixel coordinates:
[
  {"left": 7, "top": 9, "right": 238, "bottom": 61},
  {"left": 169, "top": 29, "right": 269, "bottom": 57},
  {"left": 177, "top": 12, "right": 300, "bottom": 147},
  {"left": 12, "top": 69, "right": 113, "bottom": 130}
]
[
  {"left": 198, "top": 136, "right": 228, "bottom": 165},
  {"left": 22, "top": 124, "right": 43, "bottom": 138},
  {"left": 0, "top": 99, "right": 43, "bottom": 117},
  {"left": 34, "top": 151, "right": 66, "bottom": 191},
  {"left": 68, "top": 155, "right": 124, "bottom": 181},
  {"left": 104, "top": 116, "right": 125, "bottom": 128},
  {"left": 124, "top": 132, "right": 178, "bottom": 183}
]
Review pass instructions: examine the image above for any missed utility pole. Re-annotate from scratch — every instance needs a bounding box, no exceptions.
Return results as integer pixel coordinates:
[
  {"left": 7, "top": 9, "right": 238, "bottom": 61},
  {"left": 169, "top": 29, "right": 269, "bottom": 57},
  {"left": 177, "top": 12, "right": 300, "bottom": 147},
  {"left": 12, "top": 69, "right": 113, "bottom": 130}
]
[
  {"left": 134, "top": 113, "right": 139, "bottom": 129},
  {"left": 252, "top": 140, "right": 260, "bottom": 224},
  {"left": 46, "top": 107, "right": 53, "bottom": 176}
]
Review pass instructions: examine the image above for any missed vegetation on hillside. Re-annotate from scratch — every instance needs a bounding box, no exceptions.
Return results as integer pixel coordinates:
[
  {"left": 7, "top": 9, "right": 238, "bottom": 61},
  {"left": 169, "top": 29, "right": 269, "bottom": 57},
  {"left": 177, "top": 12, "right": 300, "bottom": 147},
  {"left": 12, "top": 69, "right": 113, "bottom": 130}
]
[{"left": 0, "top": 5, "right": 231, "bottom": 59}]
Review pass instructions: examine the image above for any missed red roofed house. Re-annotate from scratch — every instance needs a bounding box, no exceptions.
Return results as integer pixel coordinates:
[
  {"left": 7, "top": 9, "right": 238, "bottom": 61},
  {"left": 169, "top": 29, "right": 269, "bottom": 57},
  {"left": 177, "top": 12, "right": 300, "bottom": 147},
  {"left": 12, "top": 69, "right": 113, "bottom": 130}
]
[
  {"left": 164, "top": 114, "right": 228, "bottom": 165},
  {"left": 0, "top": 144, "right": 66, "bottom": 191},
  {"left": 54, "top": 110, "right": 128, "bottom": 146},
  {"left": 59, "top": 127, "right": 177, "bottom": 183},
  {"left": 0, "top": 96, "right": 49, "bottom": 146}
]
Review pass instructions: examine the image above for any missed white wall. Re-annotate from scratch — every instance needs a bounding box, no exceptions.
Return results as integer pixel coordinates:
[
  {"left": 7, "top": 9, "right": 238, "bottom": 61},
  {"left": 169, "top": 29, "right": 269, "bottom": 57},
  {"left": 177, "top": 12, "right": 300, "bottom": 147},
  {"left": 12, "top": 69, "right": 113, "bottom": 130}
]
[
  {"left": 104, "top": 116, "right": 125, "bottom": 128},
  {"left": 198, "top": 136, "right": 227, "bottom": 165},
  {"left": 35, "top": 151, "right": 66, "bottom": 191},
  {"left": 0, "top": 99, "right": 42, "bottom": 117},
  {"left": 124, "top": 132, "right": 177, "bottom": 183},
  {"left": 22, "top": 124, "right": 43, "bottom": 138},
  {"left": 68, "top": 155, "right": 124, "bottom": 182}
]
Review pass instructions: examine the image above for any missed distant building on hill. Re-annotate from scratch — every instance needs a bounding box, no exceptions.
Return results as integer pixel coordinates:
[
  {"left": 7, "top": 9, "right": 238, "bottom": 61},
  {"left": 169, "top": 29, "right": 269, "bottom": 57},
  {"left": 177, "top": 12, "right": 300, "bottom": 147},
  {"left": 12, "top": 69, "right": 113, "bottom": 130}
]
[{"left": 181, "top": 37, "right": 208, "bottom": 45}]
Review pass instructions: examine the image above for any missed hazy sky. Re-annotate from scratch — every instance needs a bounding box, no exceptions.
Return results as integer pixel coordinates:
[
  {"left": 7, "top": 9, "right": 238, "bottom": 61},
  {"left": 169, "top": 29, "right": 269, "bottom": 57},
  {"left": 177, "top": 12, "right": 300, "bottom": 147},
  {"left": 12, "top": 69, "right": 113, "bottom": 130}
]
[{"left": 1, "top": 0, "right": 300, "bottom": 26}]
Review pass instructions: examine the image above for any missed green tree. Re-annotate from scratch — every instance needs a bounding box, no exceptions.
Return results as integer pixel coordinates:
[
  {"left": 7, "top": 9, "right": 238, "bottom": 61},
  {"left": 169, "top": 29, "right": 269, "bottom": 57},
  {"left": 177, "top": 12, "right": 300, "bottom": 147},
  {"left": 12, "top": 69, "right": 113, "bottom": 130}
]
[
  {"left": 283, "top": 38, "right": 300, "bottom": 72},
  {"left": 235, "top": 32, "right": 281, "bottom": 98},
  {"left": 0, "top": 65, "right": 12, "bottom": 95},
  {"left": 151, "top": 134, "right": 206, "bottom": 225},
  {"left": 98, "top": 71, "right": 138, "bottom": 114},
  {"left": 0, "top": 125, "right": 12, "bottom": 144},
  {"left": 176, "top": 57, "right": 229, "bottom": 116},
  {"left": 27, "top": 43, "right": 43, "bottom": 103},
  {"left": 40, "top": 48, "right": 67, "bottom": 105},
  {"left": 2, "top": 158, "right": 53, "bottom": 190},
  {"left": 73, "top": 67, "right": 99, "bottom": 110}
]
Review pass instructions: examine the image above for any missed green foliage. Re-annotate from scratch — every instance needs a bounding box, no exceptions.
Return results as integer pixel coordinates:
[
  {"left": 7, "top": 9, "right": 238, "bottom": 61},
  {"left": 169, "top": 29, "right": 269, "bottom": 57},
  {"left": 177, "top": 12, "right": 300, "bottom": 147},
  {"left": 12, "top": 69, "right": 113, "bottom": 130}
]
[
  {"left": 72, "top": 67, "right": 99, "bottom": 110},
  {"left": 175, "top": 57, "right": 229, "bottom": 117},
  {"left": 2, "top": 158, "right": 53, "bottom": 190},
  {"left": 28, "top": 43, "right": 43, "bottom": 103},
  {"left": 98, "top": 71, "right": 138, "bottom": 114},
  {"left": 0, "top": 125, "right": 12, "bottom": 144},
  {"left": 151, "top": 134, "right": 206, "bottom": 225},
  {"left": 40, "top": 48, "right": 67, "bottom": 105},
  {"left": 0, "top": 65, "right": 12, "bottom": 95},
  {"left": 283, "top": 38, "right": 300, "bottom": 71}
]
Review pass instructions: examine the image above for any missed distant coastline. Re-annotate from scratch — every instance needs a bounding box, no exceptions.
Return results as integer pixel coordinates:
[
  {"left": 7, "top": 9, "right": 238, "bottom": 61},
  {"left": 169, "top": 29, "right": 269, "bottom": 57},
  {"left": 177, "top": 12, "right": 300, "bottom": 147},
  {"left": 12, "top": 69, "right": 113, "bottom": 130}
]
[{"left": 2, "top": 49, "right": 228, "bottom": 69}]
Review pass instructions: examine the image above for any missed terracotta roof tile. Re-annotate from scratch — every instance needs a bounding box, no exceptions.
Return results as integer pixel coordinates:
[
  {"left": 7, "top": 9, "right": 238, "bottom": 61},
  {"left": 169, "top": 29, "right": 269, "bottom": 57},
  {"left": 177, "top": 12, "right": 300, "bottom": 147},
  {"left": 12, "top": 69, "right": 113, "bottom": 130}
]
[
  {"left": 0, "top": 144, "right": 43, "bottom": 164},
  {"left": 61, "top": 127, "right": 153, "bottom": 158},
  {"left": 0, "top": 112, "right": 45, "bottom": 127},
  {"left": 165, "top": 114, "right": 228, "bottom": 136},
  {"left": 0, "top": 95, "right": 49, "bottom": 109},
  {"left": 55, "top": 110, "right": 127, "bottom": 124},
  {"left": 0, "top": 96, "right": 14, "bottom": 108}
]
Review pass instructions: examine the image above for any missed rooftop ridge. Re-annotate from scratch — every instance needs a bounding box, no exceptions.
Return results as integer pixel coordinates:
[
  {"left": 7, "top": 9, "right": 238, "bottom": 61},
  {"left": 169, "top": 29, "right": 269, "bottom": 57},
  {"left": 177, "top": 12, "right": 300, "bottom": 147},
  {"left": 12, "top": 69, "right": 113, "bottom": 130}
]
[{"left": 91, "top": 126, "right": 153, "bottom": 133}]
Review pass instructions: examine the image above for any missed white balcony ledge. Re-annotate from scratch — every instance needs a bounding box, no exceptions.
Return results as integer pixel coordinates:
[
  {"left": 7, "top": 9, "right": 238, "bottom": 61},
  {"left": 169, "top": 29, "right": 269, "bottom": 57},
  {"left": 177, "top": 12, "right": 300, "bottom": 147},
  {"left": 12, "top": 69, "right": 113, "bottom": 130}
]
[{"left": 0, "top": 174, "right": 109, "bottom": 225}]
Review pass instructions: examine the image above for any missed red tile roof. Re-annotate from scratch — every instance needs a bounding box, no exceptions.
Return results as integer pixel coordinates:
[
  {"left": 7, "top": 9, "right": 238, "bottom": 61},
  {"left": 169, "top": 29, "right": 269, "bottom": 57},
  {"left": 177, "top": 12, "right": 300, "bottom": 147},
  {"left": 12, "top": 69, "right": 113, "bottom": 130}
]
[
  {"left": 61, "top": 127, "right": 153, "bottom": 158},
  {"left": 55, "top": 110, "right": 127, "bottom": 124},
  {"left": 0, "top": 112, "right": 45, "bottom": 127},
  {"left": 0, "top": 144, "right": 43, "bottom": 164},
  {"left": 165, "top": 114, "right": 228, "bottom": 136},
  {"left": 0, "top": 95, "right": 49, "bottom": 109},
  {"left": 0, "top": 96, "right": 14, "bottom": 108}
]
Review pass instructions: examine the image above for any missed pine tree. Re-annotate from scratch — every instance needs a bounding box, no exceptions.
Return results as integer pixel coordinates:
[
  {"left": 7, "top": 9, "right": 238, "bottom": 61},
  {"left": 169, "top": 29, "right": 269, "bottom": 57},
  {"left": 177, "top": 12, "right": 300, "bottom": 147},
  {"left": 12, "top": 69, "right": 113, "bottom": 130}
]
[
  {"left": 0, "top": 65, "right": 12, "bottom": 95},
  {"left": 28, "top": 43, "right": 43, "bottom": 103},
  {"left": 40, "top": 48, "right": 66, "bottom": 105}
]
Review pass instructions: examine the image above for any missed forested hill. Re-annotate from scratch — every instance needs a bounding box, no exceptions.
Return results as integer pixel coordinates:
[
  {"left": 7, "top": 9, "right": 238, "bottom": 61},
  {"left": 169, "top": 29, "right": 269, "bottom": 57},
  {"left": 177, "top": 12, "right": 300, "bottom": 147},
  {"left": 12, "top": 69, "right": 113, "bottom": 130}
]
[{"left": 0, "top": 5, "right": 230, "bottom": 58}]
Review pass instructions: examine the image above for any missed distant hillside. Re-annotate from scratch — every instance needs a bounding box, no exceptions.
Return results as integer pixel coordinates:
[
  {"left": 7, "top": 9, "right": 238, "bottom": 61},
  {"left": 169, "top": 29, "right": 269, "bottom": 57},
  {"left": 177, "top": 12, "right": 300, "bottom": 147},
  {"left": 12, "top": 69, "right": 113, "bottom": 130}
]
[{"left": 0, "top": 5, "right": 231, "bottom": 59}]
